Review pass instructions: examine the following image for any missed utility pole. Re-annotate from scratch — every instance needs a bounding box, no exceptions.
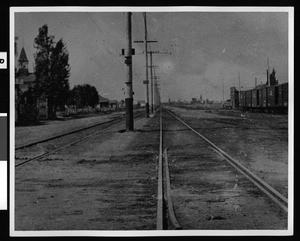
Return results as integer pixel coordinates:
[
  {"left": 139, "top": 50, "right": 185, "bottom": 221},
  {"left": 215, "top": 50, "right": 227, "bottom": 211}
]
[
  {"left": 143, "top": 13, "right": 150, "bottom": 118},
  {"left": 267, "top": 58, "right": 270, "bottom": 86},
  {"left": 124, "top": 12, "right": 134, "bottom": 131},
  {"left": 238, "top": 71, "right": 241, "bottom": 92},
  {"left": 238, "top": 71, "right": 241, "bottom": 106},
  {"left": 153, "top": 69, "right": 160, "bottom": 109},
  {"left": 149, "top": 51, "right": 154, "bottom": 113},
  {"left": 154, "top": 80, "right": 161, "bottom": 107},
  {"left": 133, "top": 13, "right": 157, "bottom": 117},
  {"left": 148, "top": 51, "right": 159, "bottom": 113},
  {"left": 222, "top": 78, "right": 224, "bottom": 104},
  {"left": 147, "top": 50, "right": 171, "bottom": 113}
]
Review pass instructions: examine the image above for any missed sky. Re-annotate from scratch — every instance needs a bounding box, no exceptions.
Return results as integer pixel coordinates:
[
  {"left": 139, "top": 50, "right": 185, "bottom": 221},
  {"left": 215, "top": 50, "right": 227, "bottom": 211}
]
[{"left": 14, "top": 8, "right": 290, "bottom": 103}]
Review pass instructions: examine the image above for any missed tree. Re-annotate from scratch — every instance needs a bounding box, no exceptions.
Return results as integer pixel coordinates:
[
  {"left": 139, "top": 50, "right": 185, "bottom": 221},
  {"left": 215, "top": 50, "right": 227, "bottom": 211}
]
[
  {"left": 34, "top": 25, "right": 70, "bottom": 118},
  {"left": 19, "top": 87, "right": 38, "bottom": 122},
  {"left": 68, "top": 84, "right": 99, "bottom": 108},
  {"left": 191, "top": 97, "right": 197, "bottom": 103},
  {"left": 49, "top": 39, "right": 70, "bottom": 110},
  {"left": 269, "top": 68, "right": 279, "bottom": 86}
]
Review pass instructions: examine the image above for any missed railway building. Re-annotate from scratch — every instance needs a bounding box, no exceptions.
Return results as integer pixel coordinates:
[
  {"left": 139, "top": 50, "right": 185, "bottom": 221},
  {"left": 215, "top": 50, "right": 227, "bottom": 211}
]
[{"left": 98, "top": 96, "right": 110, "bottom": 109}]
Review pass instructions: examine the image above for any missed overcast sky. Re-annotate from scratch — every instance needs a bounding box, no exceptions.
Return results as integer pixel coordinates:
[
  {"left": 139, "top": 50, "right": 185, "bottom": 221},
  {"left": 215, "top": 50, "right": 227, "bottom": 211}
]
[{"left": 14, "top": 8, "right": 290, "bottom": 102}]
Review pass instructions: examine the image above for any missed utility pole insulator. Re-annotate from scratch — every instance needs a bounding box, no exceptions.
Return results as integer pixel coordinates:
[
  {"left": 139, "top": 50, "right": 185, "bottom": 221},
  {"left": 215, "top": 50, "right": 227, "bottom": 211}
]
[
  {"left": 124, "top": 56, "right": 132, "bottom": 65},
  {"left": 122, "top": 48, "right": 135, "bottom": 56}
]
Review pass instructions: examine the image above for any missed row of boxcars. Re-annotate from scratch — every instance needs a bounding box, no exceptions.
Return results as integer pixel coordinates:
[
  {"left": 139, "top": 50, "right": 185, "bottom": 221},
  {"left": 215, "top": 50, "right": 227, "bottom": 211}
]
[{"left": 230, "top": 82, "right": 288, "bottom": 113}]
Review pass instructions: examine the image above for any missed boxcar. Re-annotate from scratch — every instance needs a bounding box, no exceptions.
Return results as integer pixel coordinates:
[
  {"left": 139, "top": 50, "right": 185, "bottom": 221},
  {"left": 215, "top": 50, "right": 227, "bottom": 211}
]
[
  {"left": 258, "top": 88, "right": 263, "bottom": 108},
  {"left": 282, "top": 83, "right": 288, "bottom": 107},
  {"left": 251, "top": 89, "right": 259, "bottom": 107},
  {"left": 267, "top": 86, "right": 276, "bottom": 107},
  {"left": 261, "top": 87, "right": 268, "bottom": 107},
  {"left": 231, "top": 82, "right": 288, "bottom": 113},
  {"left": 230, "top": 87, "right": 239, "bottom": 109},
  {"left": 275, "top": 85, "right": 282, "bottom": 106},
  {"left": 245, "top": 90, "right": 252, "bottom": 107},
  {"left": 239, "top": 91, "right": 246, "bottom": 108}
]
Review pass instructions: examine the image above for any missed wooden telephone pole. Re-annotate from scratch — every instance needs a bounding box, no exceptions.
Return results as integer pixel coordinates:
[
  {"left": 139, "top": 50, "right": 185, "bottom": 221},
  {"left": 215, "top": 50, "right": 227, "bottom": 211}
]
[
  {"left": 133, "top": 13, "right": 158, "bottom": 117},
  {"left": 267, "top": 58, "right": 270, "bottom": 86},
  {"left": 143, "top": 13, "right": 150, "bottom": 117},
  {"left": 124, "top": 12, "right": 134, "bottom": 131},
  {"left": 148, "top": 51, "right": 159, "bottom": 113},
  {"left": 147, "top": 51, "right": 171, "bottom": 113},
  {"left": 222, "top": 78, "right": 224, "bottom": 104}
]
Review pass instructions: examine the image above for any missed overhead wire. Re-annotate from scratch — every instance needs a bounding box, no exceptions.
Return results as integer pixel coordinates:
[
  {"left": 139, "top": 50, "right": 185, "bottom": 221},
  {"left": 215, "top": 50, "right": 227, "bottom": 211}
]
[
  {"left": 86, "top": 12, "right": 122, "bottom": 59},
  {"left": 166, "top": 12, "right": 174, "bottom": 54}
]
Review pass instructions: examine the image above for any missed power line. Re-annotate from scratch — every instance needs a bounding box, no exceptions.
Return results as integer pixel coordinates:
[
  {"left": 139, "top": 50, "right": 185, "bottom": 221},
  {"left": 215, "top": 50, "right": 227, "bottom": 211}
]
[
  {"left": 167, "top": 12, "right": 174, "bottom": 54},
  {"left": 86, "top": 13, "right": 104, "bottom": 34},
  {"left": 86, "top": 13, "right": 120, "bottom": 58}
]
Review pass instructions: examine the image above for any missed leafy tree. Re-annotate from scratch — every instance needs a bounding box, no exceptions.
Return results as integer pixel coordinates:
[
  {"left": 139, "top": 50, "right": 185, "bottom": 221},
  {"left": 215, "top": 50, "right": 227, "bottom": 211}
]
[
  {"left": 34, "top": 25, "right": 70, "bottom": 118},
  {"left": 68, "top": 84, "right": 99, "bottom": 108},
  {"left": 269, "top": 68, "right": 279, "bottom": 86},
  {"left": 191, "top": 97, "right": 197, "bottom": 103},
  {"left": 19, "top": 87, "right": 38, "bottom": 122}
]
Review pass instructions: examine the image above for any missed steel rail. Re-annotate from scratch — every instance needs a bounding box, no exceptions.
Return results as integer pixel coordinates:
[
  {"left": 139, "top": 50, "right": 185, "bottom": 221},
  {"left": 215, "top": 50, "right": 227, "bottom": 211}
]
[
  {"left": 164, "top": 148, "right": 182, "bottom": 229},
  {"left": 15, "top": 111, "right": 143, "bottom": 150},
  {"left": 156, "top": 107, "right": 164, "bottom": 230},
  {"left": 166, "top": 109, "right": 288, "bottom": 213},
  {"left": 15, "top": 116, "right": 123, "bottom": 150},
  {"left": 15, "top": 113, "right": 144, "bottom": 168}
]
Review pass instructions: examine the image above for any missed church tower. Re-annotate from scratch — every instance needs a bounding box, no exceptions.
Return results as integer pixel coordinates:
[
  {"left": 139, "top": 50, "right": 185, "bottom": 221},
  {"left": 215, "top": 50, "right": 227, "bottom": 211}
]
[{"left": 18, "top": 47, "right": 29, "bottom": 76}]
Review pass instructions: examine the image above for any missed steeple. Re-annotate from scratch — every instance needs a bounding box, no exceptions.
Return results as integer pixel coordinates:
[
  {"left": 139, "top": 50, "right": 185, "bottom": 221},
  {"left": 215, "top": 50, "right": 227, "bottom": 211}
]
[
  {"left": 19, "top": 47, "right": 28, "bottom": 64},
  {"left": 18, "top": 47, "right": 29, "bottom": 76}
]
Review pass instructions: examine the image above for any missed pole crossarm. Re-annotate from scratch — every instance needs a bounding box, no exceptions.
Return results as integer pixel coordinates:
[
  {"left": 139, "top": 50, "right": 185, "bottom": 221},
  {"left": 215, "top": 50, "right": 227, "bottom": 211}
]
[
  {"left": 148, "top": 51, "right": 159, "bottom": 53},
  {"left": 134, "top": 40, "right": 158, "bottom": 43}
]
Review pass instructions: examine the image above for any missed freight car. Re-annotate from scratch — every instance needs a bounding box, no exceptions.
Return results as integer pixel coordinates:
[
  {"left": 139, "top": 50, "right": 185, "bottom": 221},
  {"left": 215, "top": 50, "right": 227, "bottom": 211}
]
[{"left": 230, "top": 82, "right": 288, "bottom": 114}]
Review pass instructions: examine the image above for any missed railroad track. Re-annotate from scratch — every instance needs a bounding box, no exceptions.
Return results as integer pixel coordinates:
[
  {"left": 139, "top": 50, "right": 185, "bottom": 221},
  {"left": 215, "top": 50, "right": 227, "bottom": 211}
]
[
  {"left": 156, "top": 107, "right": 182, "bottom": 230},
  {"left": 15, "top": 110, "right": 143, "bottom": 150},
  {"left": 156, "top": 106, "right": 288, "bottom": 230},
  {"left": 15, "top": 112, "right": 144, "bottom": 168}
]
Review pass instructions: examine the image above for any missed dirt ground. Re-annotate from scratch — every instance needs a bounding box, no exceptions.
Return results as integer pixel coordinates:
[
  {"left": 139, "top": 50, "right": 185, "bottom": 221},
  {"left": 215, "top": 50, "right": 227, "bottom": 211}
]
[
  {"left": 167, "top": 106, "right": 289, "bottom": 198},
  {"left": 162, "top": 108, "right": 287, "bottom": 230},
  {"left": 14, "top": 105, "right": 289, "bottom": 231},
  {"left": 15, "top": 111, "right": 125, "bottom": 147},
  {"left": 15, "top": 115, "right": 160, "bottom": 230}
]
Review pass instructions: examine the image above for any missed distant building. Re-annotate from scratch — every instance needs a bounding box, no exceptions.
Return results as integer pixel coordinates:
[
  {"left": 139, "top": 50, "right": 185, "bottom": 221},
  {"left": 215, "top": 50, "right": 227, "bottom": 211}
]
[
  {"left": 137, "top": 100, "right": 146, "bottom": 108},
  {"left": 118, "top": 100, "right": 125, "bottom": 108},
  {"left": 15, "top": 47, "right": 36, "bottom": 93},
  {"left": 199, "top": 94, "right": 203, "bottom": 103},
  {"left": 15, "top": 47, "right": 48, "bottom": 122},
  {"left": 99, "top": 95, "right": 110, "bottom": 108},
  {"left": 109, "top": 100, "right": 118, "bottom": 109}
]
